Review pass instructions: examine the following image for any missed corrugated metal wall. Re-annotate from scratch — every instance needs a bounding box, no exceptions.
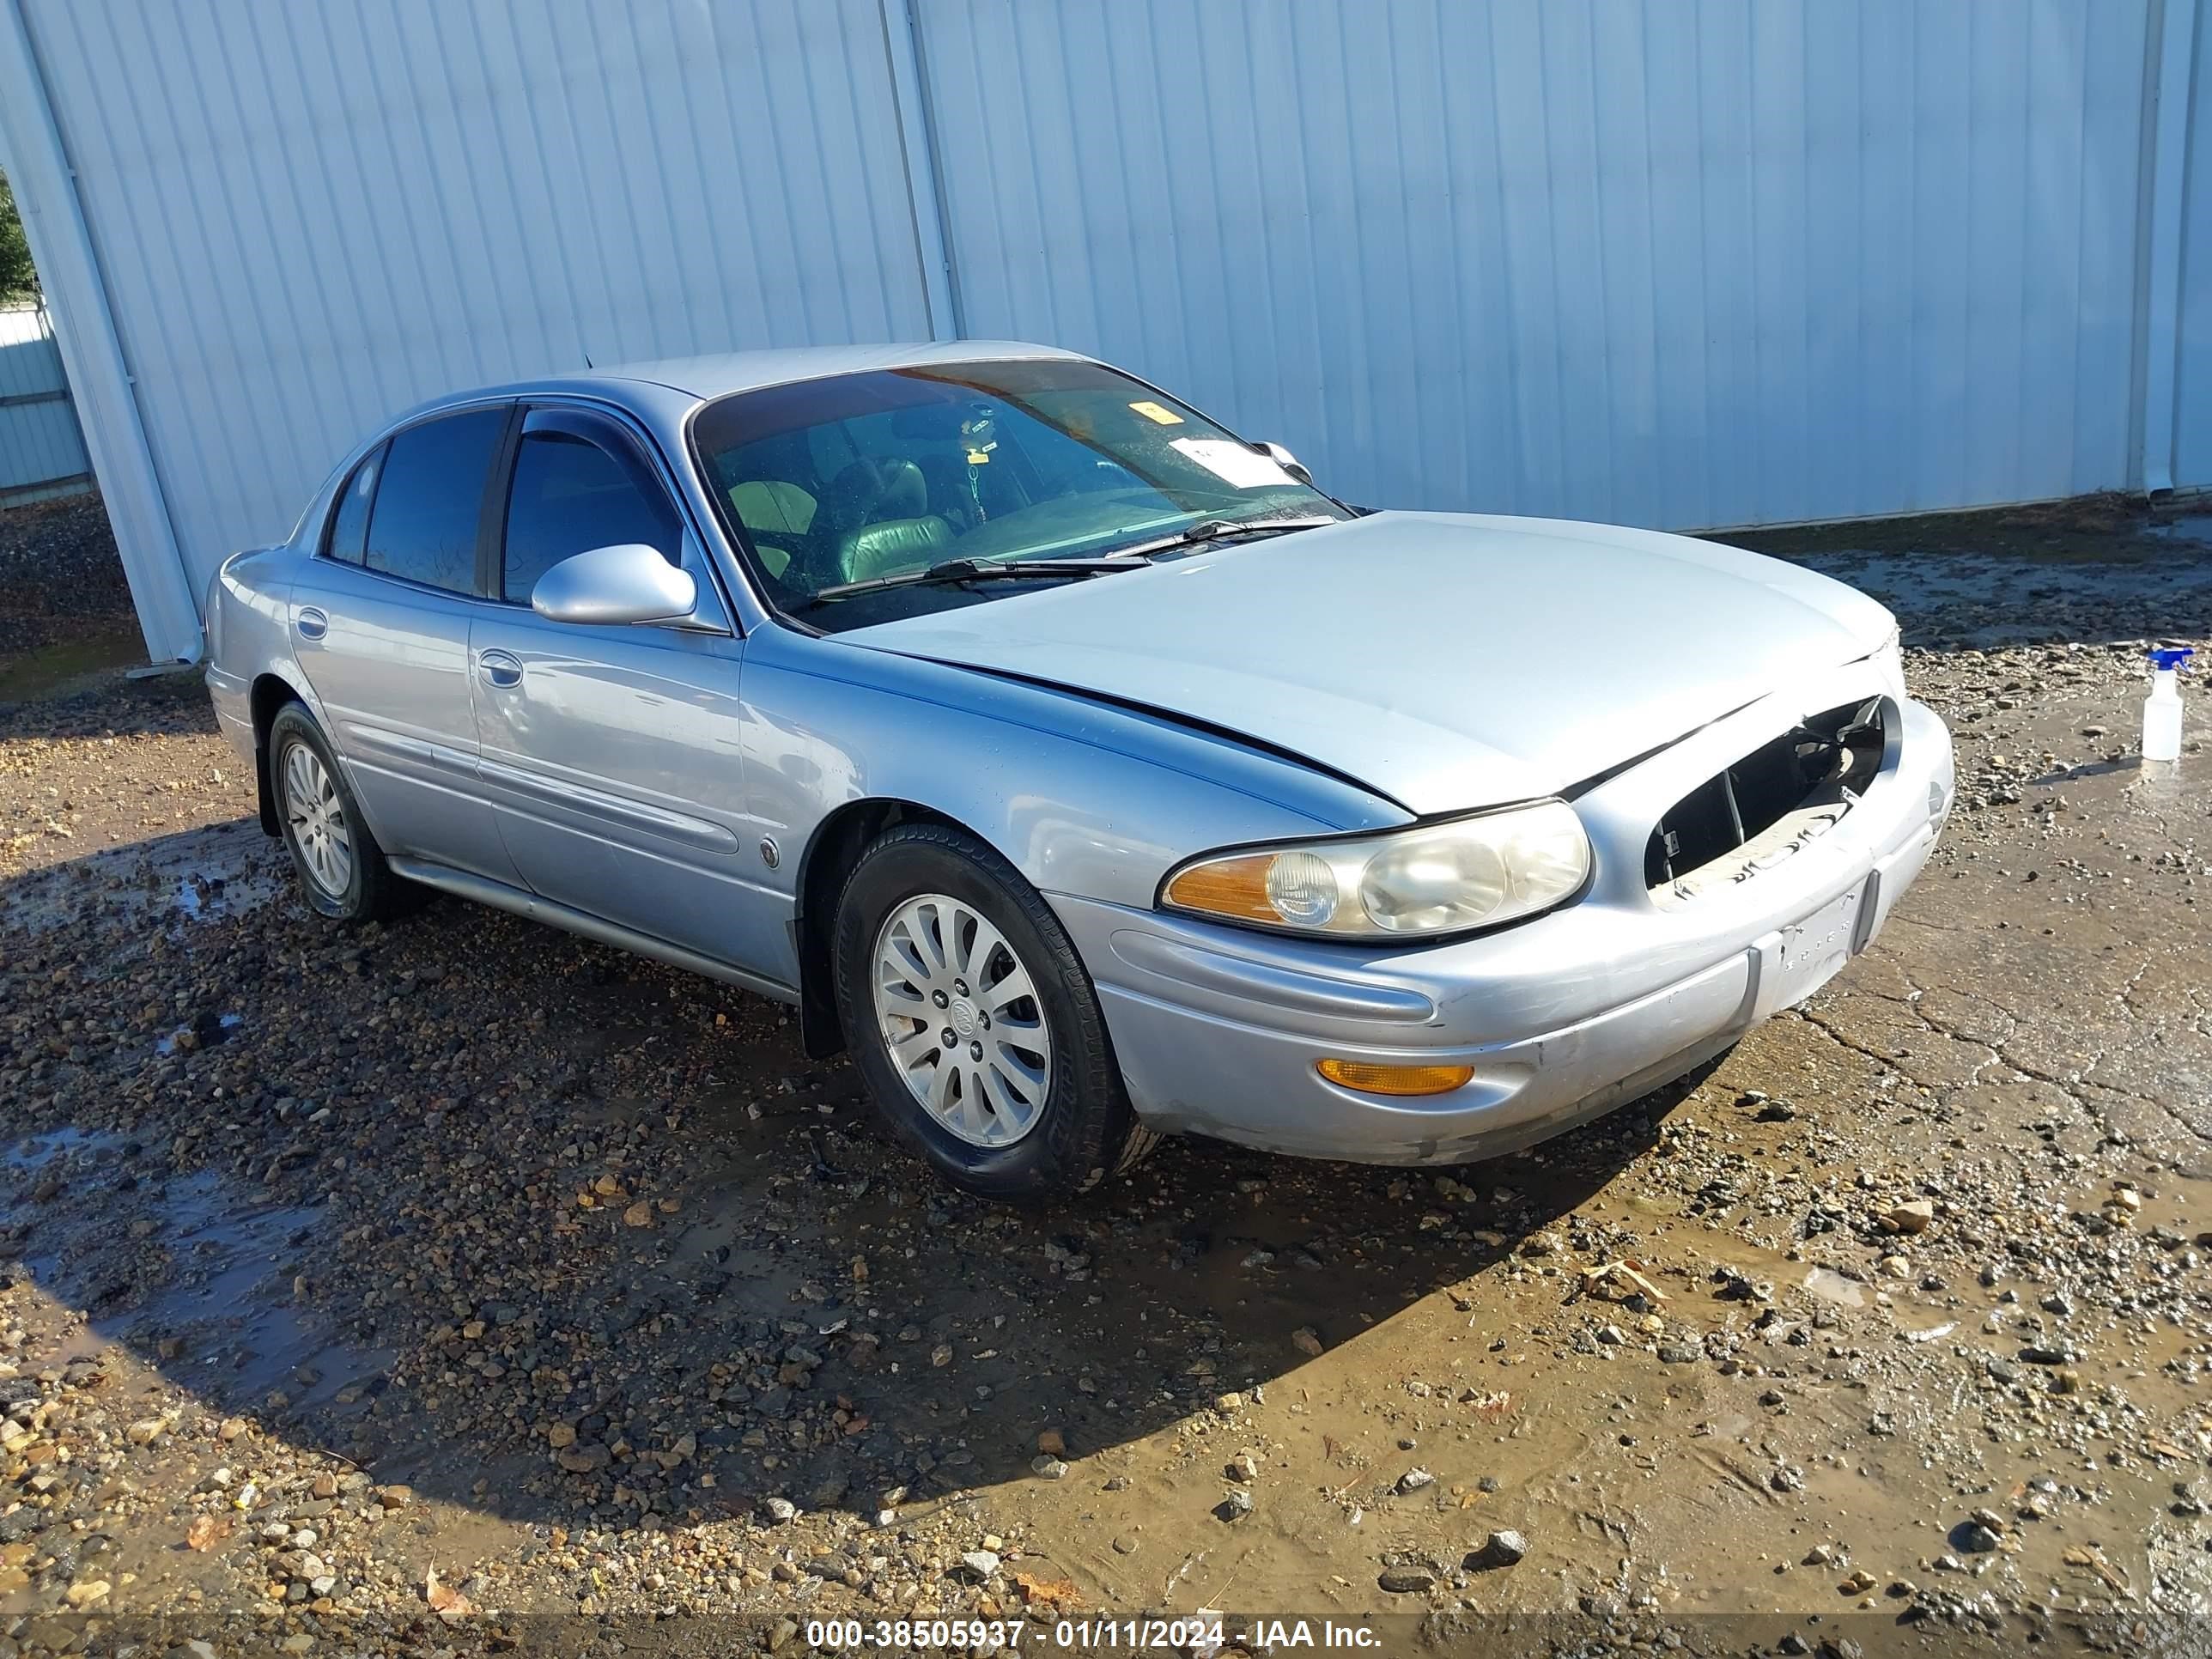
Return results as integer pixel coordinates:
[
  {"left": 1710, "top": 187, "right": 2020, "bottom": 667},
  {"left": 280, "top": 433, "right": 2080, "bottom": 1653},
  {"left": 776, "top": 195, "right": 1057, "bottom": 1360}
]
[
  {"left": 2176, "top": 0, "right": 2212, "bottom": 490},
  {"left": 2, "top": 0, "right": 2203, "bottom": 625},
  {"left": 15, "top": 0, "right": 933, "bottom": 592},
  {"left": 0, "top": 304, "right": 91, "bottom": 503},
  {"left": 919, "top": 0, "right": 2152, "bottom": 527}
]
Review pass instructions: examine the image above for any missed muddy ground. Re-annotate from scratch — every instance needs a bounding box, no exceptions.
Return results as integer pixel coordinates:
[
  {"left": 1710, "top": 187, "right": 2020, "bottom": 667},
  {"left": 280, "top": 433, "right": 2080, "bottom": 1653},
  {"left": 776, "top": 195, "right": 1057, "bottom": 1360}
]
[{"left": 0, "top": 496, "right": 2209, "bottom": 1656}]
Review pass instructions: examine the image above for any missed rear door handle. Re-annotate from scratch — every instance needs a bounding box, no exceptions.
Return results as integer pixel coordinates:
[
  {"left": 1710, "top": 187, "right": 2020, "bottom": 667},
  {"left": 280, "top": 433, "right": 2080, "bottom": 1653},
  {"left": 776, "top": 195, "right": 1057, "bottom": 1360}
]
[
  {"left": 477, "top": 649, "right": 523, "bottom": 689},
  {"left": 295, "top": 606, "right": 328, "bottom": 641}
]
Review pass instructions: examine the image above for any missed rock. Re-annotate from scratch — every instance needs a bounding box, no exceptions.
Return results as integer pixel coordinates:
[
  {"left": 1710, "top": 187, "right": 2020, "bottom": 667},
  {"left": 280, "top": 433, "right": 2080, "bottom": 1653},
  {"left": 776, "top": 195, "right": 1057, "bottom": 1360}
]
[
  {"left": 622, "top": 1200, "right": 653, "bottom": 1227},
  {"left": 1887, "top": 1200, "right": 1936, "bottom": 1235},
  {"left": 64, "top": 1578, "right": 111, "bottom": 1607},
  {"left": 1291, "top": 1326, "right": 1324, "bottom": 1357},
  {"left": 1398, "top": 1467, "right": 1435, "bottom": 1493},
  {"left": 1377, "top": 1567, "right": 1436, "bottom": 1593},
  {"left": 556, "top": 1442, "right": 610, "bottom": 1474},
  {"left": 1112, "top": 1534, "right": 1139, "bottom": 1554},
  {"left": 1658, "top": 1344, "right": 1702, "bottom": 1364},
  {"left": 1227, "top": 1451, "right": 1258, "bottom": 1482},
  {"left": 1472, "top": 1529, "right": 1528, "bottom": 1568},
  {"left": 125, "top": 1416, "right": 169, "bottom": 1445},
  {"left": 760, "top": 1497, "right": 798, "bottom": 1524},
  {"left": 1951, "top": 1520, "right": 2001, "bottom": 1554},
  {"left": 959, "top": 1549, "right": 1000, "bottom": 1579},
  {"left": 1036, "top": 1428, "right": 1066, "bottom": 1456},
  {"left": 373, "top": 1484, "right": 411, "bottom": 1509},
  {"left": 1031, "top": 1455, "right": 1068, "bottom": 1480},
  {"left": 546, "top": 1421, "right": 577, "bottom": 1449},
  {"left": 1217, "top": 1488, "right": 1254, "bottom": 1522}
]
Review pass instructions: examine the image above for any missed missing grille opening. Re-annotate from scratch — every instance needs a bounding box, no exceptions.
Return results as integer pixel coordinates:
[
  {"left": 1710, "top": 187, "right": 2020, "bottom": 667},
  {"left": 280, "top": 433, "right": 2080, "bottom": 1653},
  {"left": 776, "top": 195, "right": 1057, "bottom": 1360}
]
[{"left": 1645, "top": 699, "right": 1887, "bottom": 902}]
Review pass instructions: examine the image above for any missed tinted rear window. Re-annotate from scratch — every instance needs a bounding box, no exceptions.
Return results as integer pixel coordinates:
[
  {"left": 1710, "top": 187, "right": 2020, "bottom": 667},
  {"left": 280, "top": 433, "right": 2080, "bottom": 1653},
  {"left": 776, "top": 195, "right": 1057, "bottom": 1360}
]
[
  {"left": 323, "top": 444, "right": 382, "bottom": 563},
  {"left": 363, "top": 409, "right": 507, "bottom": 592}
]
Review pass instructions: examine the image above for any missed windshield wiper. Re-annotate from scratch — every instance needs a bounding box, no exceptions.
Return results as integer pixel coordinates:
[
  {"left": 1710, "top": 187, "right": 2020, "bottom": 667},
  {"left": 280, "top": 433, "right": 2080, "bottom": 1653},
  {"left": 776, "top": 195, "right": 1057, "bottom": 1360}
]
[
  {"left": 1100, "top": 514, "right": 1342, "bottom": 562},
  {"left": 802, "top": 556, "right": 1150, "bottom": 605}
]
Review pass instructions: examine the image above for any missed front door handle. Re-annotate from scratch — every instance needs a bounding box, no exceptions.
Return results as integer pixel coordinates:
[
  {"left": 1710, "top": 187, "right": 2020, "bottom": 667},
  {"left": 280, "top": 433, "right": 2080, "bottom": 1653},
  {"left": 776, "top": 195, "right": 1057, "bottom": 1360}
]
[
  {"left": 295, "top": 606, "right": 328, "bottom": 641},
  {"left": 477, "top": 649, "right": 523, "bottom": 689}
]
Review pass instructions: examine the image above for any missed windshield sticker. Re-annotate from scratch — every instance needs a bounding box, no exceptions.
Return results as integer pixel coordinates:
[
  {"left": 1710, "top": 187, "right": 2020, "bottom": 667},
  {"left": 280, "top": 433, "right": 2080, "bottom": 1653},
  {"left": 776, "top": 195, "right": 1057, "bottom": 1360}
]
[
  {"left": 1128, "top": 399, "right": 1184, "bottom": 425},
  {"left": 1170, "top": 437, "right": 1296, "bottom": 489}
]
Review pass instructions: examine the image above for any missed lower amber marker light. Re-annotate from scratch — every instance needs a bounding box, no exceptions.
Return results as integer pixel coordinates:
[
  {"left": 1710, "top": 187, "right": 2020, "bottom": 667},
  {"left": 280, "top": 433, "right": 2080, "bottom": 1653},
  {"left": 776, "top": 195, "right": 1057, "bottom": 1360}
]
[{"left": 1316, "top": 1059, "right": 1476, "bottom": 1097}]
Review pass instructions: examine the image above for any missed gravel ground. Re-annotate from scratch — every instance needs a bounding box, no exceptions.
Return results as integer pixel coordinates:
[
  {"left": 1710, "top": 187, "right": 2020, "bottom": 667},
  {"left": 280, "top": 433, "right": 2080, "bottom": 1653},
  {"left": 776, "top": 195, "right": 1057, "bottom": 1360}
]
[{"left": 0, "top": 499, "right": 2210, "bottom": 1656}]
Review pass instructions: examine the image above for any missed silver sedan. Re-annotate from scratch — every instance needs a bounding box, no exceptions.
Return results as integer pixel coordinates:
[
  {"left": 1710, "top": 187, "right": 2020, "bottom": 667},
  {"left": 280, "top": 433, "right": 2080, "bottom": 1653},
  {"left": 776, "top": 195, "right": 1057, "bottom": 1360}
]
[{"left": 204, "top": 343, "right": 1954, "bottom": 1200}]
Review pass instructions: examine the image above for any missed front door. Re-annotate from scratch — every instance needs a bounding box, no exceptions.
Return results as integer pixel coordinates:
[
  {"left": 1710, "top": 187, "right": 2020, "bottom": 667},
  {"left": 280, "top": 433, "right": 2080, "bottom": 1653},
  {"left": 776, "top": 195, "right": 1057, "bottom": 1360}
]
[
  {"left": 288, "top": 406, "right": 520, "bottom": 884},
  {"left": 468, "top": 405, "right": 792, "bottom": 987}
]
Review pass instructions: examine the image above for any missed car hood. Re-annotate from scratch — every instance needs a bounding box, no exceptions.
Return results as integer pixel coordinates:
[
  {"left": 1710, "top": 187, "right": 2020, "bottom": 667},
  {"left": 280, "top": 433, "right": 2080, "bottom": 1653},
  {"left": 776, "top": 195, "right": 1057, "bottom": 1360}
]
[{"left": 839, "top": 511, "right": 1897, "bottom": 815}]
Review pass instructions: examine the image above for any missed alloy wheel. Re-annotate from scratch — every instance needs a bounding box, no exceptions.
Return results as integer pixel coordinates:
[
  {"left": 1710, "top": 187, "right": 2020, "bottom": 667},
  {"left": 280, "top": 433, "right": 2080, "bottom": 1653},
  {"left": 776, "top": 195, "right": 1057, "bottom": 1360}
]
[
  {"left": 871, "top": 891, "right": 1054, "bottom": 1147},
  {"left": 281, "top": 740, "right": 353, "bottom": 899}
]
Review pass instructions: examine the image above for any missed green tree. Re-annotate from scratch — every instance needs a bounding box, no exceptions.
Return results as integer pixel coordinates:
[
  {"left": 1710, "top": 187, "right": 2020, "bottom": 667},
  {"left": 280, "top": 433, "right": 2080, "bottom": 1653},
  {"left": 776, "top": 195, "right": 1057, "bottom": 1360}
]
[{"left": 0, "top": 171, "right": 38, "bottom": 302}]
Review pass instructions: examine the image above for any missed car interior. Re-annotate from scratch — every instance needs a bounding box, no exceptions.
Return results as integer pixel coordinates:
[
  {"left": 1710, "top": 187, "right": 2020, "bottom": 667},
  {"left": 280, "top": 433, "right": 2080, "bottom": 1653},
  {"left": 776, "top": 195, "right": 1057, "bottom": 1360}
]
[{"left": 713, "top": 399, "right": 1021, "bottom": 590}]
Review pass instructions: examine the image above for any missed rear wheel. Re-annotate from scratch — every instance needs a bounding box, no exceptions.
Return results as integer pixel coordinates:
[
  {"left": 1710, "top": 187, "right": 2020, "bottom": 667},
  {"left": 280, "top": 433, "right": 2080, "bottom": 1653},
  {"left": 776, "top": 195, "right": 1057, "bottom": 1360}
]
[
  {"left": 268, "top": 702, "right": 411, "bottom": 923},
  {"left": 832, "top": 823, "right": 1155, "bottom": 1202}
]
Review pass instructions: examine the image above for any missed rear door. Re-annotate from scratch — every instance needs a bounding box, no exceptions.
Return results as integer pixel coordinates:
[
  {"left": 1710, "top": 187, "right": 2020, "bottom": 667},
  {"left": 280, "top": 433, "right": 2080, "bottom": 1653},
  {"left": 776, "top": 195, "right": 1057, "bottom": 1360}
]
[
  {"left": 467, "top": 405, "right": 789, "bottom": 983},
  {"left": 287, "top": 405, "right": 520, "bottom": 882}
]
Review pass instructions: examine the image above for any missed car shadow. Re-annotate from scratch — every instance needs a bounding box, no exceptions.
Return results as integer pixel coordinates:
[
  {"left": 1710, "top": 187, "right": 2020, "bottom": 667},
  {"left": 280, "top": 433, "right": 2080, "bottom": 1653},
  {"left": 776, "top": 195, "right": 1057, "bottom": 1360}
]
[{"left": 0, "top": 816, "right": 1710, "bottom": 1538}]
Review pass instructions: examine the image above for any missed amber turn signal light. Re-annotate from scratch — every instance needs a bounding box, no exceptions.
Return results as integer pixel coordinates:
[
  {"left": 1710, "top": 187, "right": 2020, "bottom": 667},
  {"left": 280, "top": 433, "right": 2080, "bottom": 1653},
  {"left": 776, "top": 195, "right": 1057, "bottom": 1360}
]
[{"left": 1316, "top": 1059, "right": 1475, "bottom": 1097}]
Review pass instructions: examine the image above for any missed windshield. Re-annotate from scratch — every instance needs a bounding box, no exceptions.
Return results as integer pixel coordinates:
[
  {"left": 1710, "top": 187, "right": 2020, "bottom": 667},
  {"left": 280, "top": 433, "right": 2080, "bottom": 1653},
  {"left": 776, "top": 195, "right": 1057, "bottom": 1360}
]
[{"left": 690, "top": 358, "right": 1346, "bottom": 630}]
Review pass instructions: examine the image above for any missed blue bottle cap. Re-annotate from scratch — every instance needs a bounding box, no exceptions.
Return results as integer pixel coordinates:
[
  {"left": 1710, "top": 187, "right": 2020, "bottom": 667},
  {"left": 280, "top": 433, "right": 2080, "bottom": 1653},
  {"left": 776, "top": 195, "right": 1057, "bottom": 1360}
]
[{"left": 2150, "top": 647, "right": 2195, "bottom": 671}]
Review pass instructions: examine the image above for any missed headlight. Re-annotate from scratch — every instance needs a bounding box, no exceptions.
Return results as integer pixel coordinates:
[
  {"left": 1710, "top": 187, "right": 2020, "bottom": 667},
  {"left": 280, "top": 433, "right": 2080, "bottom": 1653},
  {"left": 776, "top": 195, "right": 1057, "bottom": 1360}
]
[{"left": 1160, "top": 801, "right": 1592, "bottom": 940}]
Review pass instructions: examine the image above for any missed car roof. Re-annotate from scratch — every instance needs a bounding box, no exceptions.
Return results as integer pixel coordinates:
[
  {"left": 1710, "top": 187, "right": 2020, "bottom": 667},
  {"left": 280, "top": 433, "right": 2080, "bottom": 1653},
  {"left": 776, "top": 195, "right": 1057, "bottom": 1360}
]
[
  {"left": 595, "top": 339, "right": 1088, "bottom": 398},
  {"left": 430, "top": 340, "right": 1093, "bottom": 417}
]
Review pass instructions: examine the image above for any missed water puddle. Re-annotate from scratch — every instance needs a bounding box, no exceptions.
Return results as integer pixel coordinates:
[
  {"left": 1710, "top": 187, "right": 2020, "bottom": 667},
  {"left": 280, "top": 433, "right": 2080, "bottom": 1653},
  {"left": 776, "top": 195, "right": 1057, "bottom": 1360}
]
[
  {"left": 1789, "top": 548, "right": 2212, "bottom": 646},
  {"left": 0, "top": 818, "right": 283, "bottom": 937},
  {"left": 155, "top": 1011, "right": 243, "bottom": 1056},
  {"left": 1802, "top": 1265, "right": 1868, "bottom": 1309},
  {"left": 0, "top": 1133, "right": 391, "bottom": 1424}
]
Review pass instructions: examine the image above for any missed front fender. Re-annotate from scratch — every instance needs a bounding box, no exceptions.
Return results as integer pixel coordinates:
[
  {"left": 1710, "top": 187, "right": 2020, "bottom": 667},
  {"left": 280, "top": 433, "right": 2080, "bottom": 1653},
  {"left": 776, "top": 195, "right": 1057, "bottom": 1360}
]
[{"left": 743, "top": 624, "right": 1408, "bottom": 914}]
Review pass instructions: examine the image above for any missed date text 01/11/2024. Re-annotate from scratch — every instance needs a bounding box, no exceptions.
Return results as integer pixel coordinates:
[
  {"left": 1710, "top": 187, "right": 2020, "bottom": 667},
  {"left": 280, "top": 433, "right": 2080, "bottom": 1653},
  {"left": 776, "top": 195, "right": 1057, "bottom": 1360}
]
[{"left": 802, "top": 1617, "right": 1384, "bottom": 1650}]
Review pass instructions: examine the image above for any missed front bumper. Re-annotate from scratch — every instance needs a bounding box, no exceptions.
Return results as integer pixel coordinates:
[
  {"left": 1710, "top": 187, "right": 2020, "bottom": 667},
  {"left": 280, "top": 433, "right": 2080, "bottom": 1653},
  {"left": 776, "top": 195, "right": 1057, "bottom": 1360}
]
[{"left": 1054, "top": 678, "right": 1953, "bottom": 1165}]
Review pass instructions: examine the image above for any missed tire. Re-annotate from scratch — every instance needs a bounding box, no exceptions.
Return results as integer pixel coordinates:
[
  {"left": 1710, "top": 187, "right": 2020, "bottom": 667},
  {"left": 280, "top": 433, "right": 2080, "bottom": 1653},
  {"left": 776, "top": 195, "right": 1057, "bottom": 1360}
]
[
  {"left": 831, "top": 822, "right": 1153, "bottom": 1202},
  {"left": 267, "top": 702, "right": 412, "bottom": 924}
]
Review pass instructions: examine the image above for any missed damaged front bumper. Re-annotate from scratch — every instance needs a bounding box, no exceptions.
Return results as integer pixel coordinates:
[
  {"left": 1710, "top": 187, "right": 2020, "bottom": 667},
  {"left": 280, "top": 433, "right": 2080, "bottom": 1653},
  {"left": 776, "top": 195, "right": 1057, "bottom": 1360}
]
[{"left": 1052, "top": 667, "right": 1954, "bottom": 1165}]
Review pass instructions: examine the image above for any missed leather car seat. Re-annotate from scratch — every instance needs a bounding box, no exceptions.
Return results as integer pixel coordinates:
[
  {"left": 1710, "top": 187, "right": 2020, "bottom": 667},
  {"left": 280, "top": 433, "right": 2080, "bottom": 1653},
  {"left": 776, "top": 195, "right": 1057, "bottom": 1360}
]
[{"left": 827, "top": 458, "right": 954, "bottom": 582}]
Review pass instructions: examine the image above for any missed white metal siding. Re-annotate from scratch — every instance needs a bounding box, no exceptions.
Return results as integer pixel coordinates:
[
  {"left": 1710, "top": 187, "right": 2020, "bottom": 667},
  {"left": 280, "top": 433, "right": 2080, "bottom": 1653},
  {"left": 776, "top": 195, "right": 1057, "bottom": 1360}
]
[
  {"left": 2175, "top": 0, "right": 2212, "bottom": 489},
  {"left": 3, "top": 0, "right": 2208, "bottom": 649},
  {"left": 918, "top": 0, "right": 2152, "bottom": 528},
  {"left": 15, "top": 0, "right": 933, "bottom": 592},
  {"left": 0, "top": 305, "right": 91, "bottom": 501}
]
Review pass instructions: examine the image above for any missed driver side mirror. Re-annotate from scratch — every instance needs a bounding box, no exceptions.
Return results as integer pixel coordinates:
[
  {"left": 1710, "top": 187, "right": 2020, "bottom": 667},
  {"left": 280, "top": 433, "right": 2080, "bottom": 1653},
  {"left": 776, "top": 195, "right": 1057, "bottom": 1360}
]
[
  {"left": 1255, "top": 441, "right": 1313, "bottom": 485},
  {"left": 532, "top": 543, "right": 698, "bottom": 627}
]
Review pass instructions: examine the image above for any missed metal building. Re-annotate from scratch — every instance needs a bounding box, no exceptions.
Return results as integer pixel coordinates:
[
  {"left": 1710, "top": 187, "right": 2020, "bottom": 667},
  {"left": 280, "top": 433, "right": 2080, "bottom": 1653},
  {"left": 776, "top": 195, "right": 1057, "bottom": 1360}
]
[{"left": 1, "top": 0, "right": 2207, "bottom": 664}]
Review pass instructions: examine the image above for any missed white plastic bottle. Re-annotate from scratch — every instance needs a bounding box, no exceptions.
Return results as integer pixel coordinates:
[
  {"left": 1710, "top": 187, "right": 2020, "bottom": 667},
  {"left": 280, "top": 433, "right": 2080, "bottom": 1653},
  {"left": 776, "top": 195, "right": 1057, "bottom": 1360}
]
[{"left": 2142, "top": 647, "right": 2193, "bottom": 763}]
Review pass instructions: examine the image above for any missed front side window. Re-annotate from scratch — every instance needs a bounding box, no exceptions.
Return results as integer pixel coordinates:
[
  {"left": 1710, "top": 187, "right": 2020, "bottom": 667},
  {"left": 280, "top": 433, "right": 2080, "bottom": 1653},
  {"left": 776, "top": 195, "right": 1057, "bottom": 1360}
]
[
  {"left": 362, "top": 407, "right": 508, "bottom": 592},
  {"left": 322, "top": 443, "right": 383, "bottom": 563},
  {"left": 693, "top": 359, "right": 1344, "bottom": 631},
  {"left": 501, "top": 428, "right": 680, "bottom": 602}
]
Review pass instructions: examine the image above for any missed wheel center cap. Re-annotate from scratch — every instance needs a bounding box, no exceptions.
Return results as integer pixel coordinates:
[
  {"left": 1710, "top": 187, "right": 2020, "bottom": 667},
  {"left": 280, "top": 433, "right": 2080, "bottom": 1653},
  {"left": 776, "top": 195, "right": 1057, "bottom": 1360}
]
[{"left": 948, "top": 998, "right": 980, "bottom": 1038}]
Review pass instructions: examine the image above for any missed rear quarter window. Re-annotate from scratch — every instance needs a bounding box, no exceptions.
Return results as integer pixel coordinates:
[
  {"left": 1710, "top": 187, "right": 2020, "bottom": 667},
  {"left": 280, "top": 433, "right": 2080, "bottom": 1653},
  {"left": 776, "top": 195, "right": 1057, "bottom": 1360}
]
[{"left": 321, "top": 444, "right": 383, "bottom": 563}]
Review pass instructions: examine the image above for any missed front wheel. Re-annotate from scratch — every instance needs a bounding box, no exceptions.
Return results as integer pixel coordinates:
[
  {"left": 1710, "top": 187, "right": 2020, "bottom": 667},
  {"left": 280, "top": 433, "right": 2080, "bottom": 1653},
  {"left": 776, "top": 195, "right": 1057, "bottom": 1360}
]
[{"left": 831, "top": 823, "right": 1156, "bottom": 1202}]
